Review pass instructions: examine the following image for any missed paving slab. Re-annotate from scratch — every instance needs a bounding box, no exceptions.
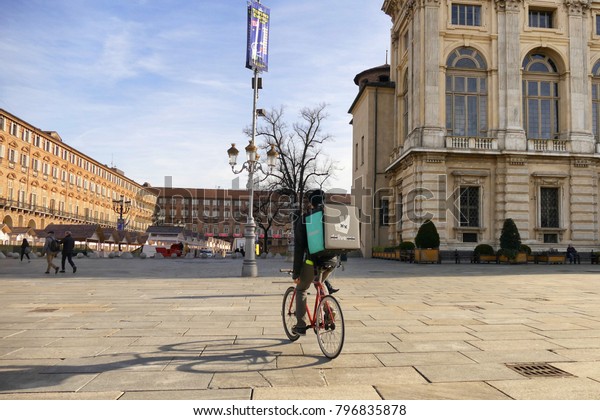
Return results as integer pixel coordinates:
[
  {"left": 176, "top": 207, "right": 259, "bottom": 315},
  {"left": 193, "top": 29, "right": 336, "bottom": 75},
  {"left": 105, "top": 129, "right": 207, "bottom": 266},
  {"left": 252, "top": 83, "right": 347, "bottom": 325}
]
[
  {"left": 253, "top": 384, "right": 381, "bottom": 400},
  {"left": 376, "top": 382, "right": 511, "bottom": 400},
  {"left": 489, "top": 377, "right": 600, "bottom": 400}
]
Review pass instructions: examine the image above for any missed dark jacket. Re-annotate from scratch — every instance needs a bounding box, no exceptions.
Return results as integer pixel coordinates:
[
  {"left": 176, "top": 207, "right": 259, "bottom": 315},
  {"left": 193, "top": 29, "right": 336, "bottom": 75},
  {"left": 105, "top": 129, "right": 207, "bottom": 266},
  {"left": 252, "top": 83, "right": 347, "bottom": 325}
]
[{"left": 62, "top": 235, "right": 75, "bottom": 253}]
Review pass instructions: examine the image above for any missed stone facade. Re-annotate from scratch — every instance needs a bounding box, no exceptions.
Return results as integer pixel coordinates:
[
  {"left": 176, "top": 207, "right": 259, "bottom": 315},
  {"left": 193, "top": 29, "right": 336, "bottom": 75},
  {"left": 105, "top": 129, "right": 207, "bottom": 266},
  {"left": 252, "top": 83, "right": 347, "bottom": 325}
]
[
  {"left": 352, "top": 0, "right": 600, "bottom": 252},
  {"left": 0, "top": 109, "right": 157, "bottom": 234}
]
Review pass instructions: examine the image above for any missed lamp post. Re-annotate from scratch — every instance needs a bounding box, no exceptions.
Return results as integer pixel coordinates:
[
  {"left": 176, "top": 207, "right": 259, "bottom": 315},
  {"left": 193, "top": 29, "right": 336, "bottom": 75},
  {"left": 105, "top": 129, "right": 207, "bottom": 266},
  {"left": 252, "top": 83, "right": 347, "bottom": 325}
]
[
  {"left": 112, "top": 195, "right": 131, "bottom": 251},
  {"left": 227, "top": 140, "right": 278, "bottom": 277}
]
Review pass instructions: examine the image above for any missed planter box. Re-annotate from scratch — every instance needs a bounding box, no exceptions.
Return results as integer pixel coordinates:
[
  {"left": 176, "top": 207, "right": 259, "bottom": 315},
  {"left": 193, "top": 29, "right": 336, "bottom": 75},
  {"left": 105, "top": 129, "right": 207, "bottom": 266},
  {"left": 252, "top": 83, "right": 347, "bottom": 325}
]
[
  {"left": 497, "top": 252, "right": 528, "bottom": 264},
  {"left": 415, "top": 248, "right": 440, "bottom": 264},
  {"left": 536, "top": 255, "right": 566, "bottom": 264},
  {"left": 478, "top": 255, "right": 496, "bottom": 263}
]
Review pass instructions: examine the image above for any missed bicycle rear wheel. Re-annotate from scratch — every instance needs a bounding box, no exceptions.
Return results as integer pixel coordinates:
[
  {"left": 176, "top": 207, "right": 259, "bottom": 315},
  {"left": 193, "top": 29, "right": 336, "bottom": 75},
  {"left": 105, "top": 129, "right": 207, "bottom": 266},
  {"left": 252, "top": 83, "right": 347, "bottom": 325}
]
[
  {"left": 315, "top": 295, "right": 344, "bottom": 358},
  {"left": 282, "top": 286, "right": 300, "bottom": 341}
]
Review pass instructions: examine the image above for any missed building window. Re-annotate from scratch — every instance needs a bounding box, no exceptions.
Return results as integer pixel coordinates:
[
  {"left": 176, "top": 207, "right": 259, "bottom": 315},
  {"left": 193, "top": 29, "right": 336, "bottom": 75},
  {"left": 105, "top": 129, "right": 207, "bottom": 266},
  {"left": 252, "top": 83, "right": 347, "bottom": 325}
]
[
  {"left": 459, "top": 186, "right": 480, "bottom": 227},
  {"left": 379, "top": 198, "right": 390, "bottom": 226},
  {"left": 8, "top": 149, "right": 17, "bottom": 163},
  {"left": 522, "top": 53, "right": 559, "bottom": 139},
  {"left": 540, "top": 187, "right": 559, "bottom": 228},
  {"left": 463, "top": 232, "right": 478, "bottom": 242},
  {"left": 596, "top": 15, "right": 600, "bottom": 35},
  {"left": 529, "top": 9, "right": 553, "bottom": 28},
  {"left": 451, "top": 4, "right": 481, "bottom": 26},
  {"left": 445, "top": 47, "right": 488, "bottom": 137},
  {"left": 360, "top": 136, "right": 365, "bottom": 165},
  {"left": 592, "top": 61, "right": 600, "bottom": 141}
]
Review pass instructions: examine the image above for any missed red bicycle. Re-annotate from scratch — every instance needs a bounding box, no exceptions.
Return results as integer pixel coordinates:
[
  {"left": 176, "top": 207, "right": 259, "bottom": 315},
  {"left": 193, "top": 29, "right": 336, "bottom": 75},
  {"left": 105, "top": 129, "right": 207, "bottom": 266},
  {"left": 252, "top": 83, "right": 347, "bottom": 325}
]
[{"left": 280, "top": 267, "right": 345, "bottom": 359}]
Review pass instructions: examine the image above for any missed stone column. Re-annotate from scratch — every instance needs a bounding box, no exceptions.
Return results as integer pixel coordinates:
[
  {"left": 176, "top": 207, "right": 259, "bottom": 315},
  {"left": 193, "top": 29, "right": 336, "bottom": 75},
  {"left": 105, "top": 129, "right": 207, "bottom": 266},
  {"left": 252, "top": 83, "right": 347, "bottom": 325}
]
[
  {"left": 419, "top": 0, "right": 445, "bottom": 148},
  {"left": 565, "top": 0, "right": 594, "bottom": 153},
  {"left": 495, "top": 0, "right": 527, "bottom": 150}
]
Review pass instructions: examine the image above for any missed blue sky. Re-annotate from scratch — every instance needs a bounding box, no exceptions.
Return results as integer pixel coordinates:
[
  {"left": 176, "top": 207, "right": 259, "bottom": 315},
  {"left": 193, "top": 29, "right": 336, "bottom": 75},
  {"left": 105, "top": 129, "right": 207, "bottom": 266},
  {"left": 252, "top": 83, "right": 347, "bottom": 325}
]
[{"left": 0, "top": 0, "right": 391, "bottom": 191}]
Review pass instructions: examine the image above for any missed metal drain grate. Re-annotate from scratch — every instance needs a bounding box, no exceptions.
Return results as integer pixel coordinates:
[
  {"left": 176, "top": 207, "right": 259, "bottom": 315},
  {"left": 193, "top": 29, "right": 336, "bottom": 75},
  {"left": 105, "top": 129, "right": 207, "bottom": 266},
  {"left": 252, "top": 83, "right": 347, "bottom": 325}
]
[{"left": 506, "top": 363, "right": 574, "bottom": 378}]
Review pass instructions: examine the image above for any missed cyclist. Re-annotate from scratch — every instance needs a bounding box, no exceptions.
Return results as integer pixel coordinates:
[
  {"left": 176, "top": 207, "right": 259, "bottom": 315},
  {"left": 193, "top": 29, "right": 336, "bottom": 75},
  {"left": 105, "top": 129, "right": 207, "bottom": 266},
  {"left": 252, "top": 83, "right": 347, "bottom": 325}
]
[{"left": 291, "top": 189, "right": 339, "bottom": 336}]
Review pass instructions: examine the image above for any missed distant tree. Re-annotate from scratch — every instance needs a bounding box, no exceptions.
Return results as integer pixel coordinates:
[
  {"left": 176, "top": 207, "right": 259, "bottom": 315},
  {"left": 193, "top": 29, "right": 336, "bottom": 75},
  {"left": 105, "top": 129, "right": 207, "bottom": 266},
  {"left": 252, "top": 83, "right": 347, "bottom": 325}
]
[
  {"left": 247, "top": 103, "right": 338, "bottom": 212},
  {"left": 252, "top": 188, "right": 289, "bottom": 254}
]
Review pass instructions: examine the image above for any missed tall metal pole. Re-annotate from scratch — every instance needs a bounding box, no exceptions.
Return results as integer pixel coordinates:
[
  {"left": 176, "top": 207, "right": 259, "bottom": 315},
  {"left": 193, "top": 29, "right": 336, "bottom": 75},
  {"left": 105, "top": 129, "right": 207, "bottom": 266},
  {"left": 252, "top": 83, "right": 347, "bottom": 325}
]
[{"left": 241, "top": 68, "right": 260, "bottom": 277}]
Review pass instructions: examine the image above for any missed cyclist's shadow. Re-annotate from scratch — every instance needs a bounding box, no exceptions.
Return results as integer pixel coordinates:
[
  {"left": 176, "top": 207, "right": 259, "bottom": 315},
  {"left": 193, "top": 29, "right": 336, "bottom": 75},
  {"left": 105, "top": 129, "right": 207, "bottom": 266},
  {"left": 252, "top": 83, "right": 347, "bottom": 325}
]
[{"left": 161, "top": 338, "right": 333, "bottom": 374}]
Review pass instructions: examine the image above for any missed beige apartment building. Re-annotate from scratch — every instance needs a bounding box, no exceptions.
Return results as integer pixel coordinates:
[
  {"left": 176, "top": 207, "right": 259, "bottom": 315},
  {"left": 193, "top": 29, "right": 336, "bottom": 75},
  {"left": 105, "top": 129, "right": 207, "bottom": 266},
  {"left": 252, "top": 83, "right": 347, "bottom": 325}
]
[
  {"left": 352, "top": 0, "right": 600, "bottom": 255},
  {"left": 0, "top": 109, "right": 157, "bottom": 235}
]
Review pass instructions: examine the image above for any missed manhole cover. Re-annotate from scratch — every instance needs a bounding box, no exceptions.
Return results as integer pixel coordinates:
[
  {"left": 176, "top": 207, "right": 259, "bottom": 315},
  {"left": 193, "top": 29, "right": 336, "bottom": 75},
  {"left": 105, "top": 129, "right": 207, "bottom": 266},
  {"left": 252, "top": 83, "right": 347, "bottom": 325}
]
[
  {"left": 506, "top": 363, "right": 573, "bottom": 378},
  {"left": 30, "top": 308, "right": 59, "bottom": 313}
]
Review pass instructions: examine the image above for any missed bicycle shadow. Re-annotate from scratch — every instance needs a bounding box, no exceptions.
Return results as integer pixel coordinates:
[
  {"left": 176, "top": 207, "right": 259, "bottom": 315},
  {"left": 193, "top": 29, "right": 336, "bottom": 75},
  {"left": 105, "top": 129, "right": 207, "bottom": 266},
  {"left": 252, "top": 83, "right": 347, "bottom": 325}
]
[{"left": 0, "top": 338, "right": 334, "bottom": 393}]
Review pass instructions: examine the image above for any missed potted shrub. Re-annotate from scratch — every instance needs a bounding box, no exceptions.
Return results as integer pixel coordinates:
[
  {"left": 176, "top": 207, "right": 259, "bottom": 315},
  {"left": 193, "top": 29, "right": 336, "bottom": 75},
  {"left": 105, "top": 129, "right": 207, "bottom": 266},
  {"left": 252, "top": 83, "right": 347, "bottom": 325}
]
[
  {"left": 414, "top": 220, "right": 440, "bottom": 263},
  {"left": 497, "top": 218, "right": 527, "bottom": 263},
  {"left": 519, "top": 244, "right": 534, "bottom": 263},
  {"left": 398, "top": 241, "right": 415, "bottom": 262},
  {"left": 536, "top": 248, "right": 566, "bottom": 264},
  {"left": 473, "top": 244, "right": 496, "bottom": 263},
  {"left": 372, "top": 246, "right": 384, "bottom": 258}
]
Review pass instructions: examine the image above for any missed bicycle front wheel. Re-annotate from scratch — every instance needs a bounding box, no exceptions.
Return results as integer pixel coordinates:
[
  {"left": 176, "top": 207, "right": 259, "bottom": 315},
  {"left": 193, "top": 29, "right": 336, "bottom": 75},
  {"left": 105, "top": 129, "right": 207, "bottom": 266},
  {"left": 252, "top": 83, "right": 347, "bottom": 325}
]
[
  {"left": 315, "top": 295, "right": 344, "bottom": 358},
  {"left": 282, "top": 286, "right": 300, "bottom": 341}
]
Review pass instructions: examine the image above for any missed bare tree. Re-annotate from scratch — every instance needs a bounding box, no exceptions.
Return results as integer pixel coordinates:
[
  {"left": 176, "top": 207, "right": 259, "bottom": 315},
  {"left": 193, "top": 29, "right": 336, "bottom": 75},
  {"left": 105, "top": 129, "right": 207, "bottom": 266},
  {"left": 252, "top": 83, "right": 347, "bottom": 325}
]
[
  {"left": 247, "top": 103, "right": 337, "bottom": 211},
  {"left": 252, "top": 188, "right": 289, "bottom": 254}
]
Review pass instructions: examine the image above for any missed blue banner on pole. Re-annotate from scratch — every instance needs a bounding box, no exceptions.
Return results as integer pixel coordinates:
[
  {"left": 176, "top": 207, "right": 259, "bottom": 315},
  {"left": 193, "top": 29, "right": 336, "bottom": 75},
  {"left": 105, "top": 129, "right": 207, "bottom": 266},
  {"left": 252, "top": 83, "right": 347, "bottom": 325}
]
[{"left": 246, "top": 1, "right": 270, "bottom": 72}]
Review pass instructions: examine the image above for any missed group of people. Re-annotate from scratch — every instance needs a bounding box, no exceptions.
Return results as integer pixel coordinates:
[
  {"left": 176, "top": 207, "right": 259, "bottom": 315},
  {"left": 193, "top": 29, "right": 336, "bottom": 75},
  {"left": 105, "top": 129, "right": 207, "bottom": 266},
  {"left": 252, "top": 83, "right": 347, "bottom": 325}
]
[{"left": 19, "top": 231, "right": 78, "bottom": 274}]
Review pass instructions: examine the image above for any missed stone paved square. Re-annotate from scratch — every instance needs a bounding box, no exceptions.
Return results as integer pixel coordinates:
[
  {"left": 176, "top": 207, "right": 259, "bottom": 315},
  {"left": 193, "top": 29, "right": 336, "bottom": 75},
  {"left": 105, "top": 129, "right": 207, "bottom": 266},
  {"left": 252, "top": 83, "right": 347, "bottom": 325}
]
[{"left": 0, "top": 256, "right": 599, "bottom": 400}]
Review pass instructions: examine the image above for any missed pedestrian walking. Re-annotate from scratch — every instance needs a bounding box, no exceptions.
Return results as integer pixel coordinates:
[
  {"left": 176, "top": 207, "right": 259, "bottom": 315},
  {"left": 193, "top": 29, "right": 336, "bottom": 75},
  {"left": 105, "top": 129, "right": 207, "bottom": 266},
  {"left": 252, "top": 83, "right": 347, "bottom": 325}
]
[
  {"left": 20, "top": 238, "right": 31, "bottom": 262},
  {"left": 42, "top": 231, "right": 60, "bottom": 274},
  {"left": 60, "top": 231, "right": 77, "bottom": 273}
]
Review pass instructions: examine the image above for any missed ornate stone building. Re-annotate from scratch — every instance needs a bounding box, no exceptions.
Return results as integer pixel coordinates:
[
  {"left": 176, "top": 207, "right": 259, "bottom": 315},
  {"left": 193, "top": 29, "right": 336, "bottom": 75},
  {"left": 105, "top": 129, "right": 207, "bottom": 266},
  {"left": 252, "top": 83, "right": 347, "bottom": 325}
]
[
  {"left": 0, "top": 109, "right": 157, "bottom": 234},
  {"left": 353, "top": 0, "right": 600, "bottom": 252}
]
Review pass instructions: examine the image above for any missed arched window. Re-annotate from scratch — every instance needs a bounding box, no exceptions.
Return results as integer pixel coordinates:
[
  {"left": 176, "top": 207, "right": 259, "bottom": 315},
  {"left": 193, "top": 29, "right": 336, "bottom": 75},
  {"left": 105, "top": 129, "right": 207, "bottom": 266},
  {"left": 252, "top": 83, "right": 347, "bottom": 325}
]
[
  {"left": 445, "top": 47, "right": 488, "bottom": 137},
  {"left": 522, "top": 53, "right": 559, "bottom": 139},
  {"left": 592, "top": 61, "right": 600, "bottom": 142}
]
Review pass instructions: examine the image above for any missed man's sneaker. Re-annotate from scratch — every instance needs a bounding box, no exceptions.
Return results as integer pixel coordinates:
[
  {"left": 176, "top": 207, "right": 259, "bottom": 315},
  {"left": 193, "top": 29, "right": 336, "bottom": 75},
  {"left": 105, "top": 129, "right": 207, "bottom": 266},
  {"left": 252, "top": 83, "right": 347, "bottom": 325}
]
[
  {"left": 73, "top": 266, "right": 77, "bottom": 273},
  {"left": 291, "top": 325, "right": 307, "bottom": 336},
  {"left": 59, "top": 270, "right": 66, "bottom": 273}
]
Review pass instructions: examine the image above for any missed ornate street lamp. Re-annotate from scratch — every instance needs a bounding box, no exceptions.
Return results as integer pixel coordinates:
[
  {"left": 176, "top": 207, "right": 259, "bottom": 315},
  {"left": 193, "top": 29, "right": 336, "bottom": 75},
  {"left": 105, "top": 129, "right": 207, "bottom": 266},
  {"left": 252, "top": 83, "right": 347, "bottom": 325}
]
[
  {"left": 227, "top": 140, "right": 278, "bottom": 277},
  {"left": 112, "top": 195, "right": 131, "bottom": 251},
  {"left": 231, "top": 0, "right": 273, "bottom": 277}
]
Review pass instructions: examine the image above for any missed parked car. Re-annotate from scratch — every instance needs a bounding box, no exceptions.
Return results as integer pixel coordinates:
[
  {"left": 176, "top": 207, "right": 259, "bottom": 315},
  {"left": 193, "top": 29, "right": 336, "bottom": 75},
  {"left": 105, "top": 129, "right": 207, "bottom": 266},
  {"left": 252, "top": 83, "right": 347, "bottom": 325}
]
[{"left": 199, "top": 249, "right": 213, "bottom": 258}]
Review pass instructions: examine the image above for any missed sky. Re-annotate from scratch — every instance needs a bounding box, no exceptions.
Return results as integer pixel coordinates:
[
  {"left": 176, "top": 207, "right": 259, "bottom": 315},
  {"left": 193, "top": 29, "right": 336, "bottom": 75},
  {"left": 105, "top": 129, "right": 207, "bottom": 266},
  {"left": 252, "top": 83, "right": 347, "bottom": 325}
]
[{"left": 0, "top": 0, "right": 391, "bottom": 192}]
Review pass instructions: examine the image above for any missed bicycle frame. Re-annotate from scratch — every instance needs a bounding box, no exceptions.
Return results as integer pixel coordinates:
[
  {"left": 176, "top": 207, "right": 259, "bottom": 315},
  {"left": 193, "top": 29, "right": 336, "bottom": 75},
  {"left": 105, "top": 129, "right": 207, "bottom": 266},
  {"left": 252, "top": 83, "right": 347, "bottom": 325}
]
[
  {"left": 281, "top": 264, "right": 345, "bottom": 358},
  {"left": 287, "top": 276, "right": 327, "bottom": 331}
]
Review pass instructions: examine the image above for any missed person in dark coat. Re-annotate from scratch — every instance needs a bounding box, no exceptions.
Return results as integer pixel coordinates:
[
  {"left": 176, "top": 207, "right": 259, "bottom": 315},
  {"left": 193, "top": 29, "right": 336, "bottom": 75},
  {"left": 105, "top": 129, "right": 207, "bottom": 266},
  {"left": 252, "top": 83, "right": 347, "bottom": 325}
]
[
  {"left": 20, "top": 238, "right": 31, "bottom": 262},
  {"left": 60, "top": 231, "right": 77, "bottom": 273}
]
